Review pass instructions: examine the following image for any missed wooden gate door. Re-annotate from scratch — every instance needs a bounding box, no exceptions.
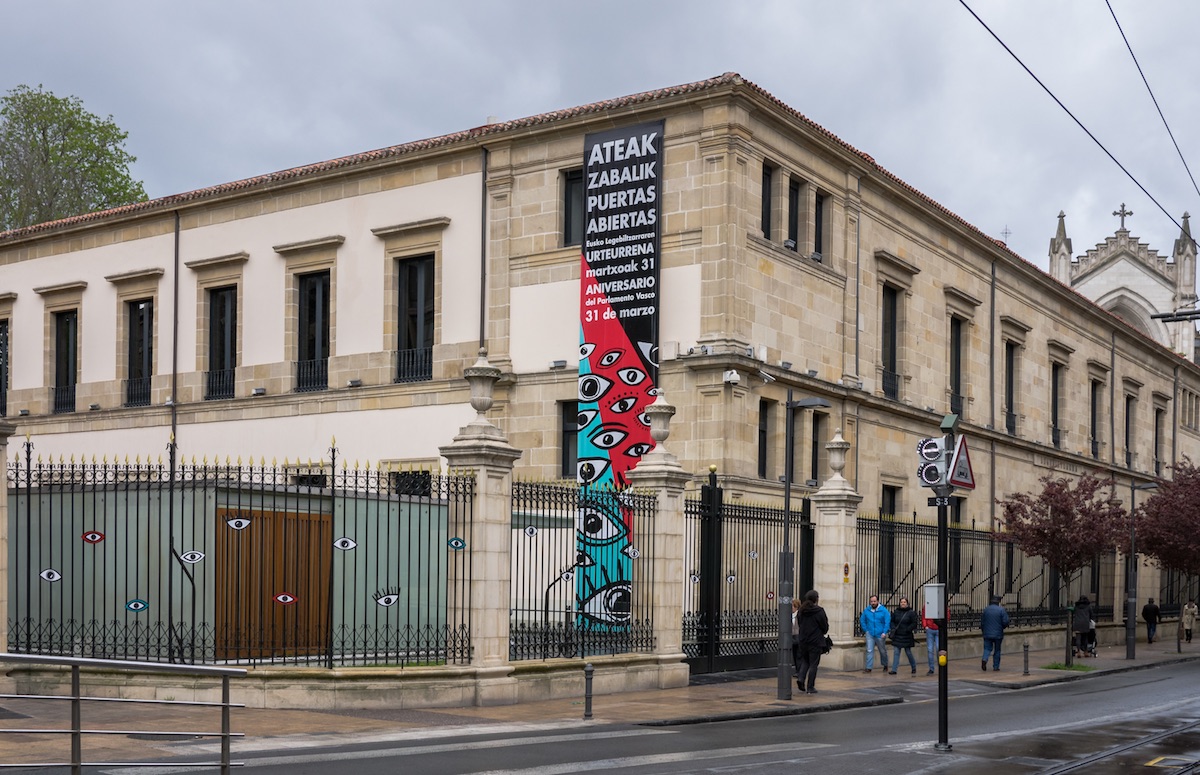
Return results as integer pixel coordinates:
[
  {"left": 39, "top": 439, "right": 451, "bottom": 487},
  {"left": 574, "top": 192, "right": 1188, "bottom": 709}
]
[{"left": 216, "top": 507, "right": 332, "bottom": 661}]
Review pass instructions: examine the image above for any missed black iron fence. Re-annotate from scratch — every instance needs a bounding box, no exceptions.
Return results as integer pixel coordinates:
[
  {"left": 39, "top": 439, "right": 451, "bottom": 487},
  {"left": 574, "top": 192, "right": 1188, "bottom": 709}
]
[
  {"left": 1158, "top": 567, "right": 1199, "bottom": 618},
  {"left": 855, "top": 513, "right": 1116, "bottom": 635},
  {"left": 7, "top": 441, "right": 475, "bottom": 667},
  {"left": 509, "top": 480, "right": 657, "bottom": 660}
]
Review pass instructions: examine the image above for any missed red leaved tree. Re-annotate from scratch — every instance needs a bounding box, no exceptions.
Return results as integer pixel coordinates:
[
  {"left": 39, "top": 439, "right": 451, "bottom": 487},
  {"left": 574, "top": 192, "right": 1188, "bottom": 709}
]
[
  {"left": 997, "top": 473, "right": 1128, "bottom": 577},
  {"left": 1137, "top": 458, "right": 1200, "bottom": 577}
]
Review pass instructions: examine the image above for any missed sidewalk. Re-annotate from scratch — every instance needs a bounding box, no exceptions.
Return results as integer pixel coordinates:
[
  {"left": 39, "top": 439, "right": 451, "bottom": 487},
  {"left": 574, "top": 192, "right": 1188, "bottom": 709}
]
[{"left": 1, "top": 641, "right": 1197, "bottom": 766}]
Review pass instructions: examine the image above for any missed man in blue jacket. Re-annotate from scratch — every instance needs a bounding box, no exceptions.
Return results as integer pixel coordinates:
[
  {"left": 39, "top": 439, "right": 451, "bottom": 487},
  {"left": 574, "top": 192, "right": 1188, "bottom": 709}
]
[
  {"left": 859, "top": 594, "right": 891, "bottom": 673},
  {"left": 980, "top": 595, "right": 1011, "bottom": 671}
]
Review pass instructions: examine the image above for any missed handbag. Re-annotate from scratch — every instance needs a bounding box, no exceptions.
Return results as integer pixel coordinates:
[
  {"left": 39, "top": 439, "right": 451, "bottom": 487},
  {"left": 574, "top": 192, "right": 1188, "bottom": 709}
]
[{"left": 822, "top": 635, "right": 833, "bottom": 654}]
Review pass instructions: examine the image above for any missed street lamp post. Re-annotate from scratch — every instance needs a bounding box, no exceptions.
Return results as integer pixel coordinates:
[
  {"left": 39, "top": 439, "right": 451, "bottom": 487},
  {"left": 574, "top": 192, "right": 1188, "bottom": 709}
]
[
  {"left": 1128, "top": 480, "right": 1158, "bottom": 660},
  {"left": 778, "top": 390, "right": 831, "bottom": 700}
]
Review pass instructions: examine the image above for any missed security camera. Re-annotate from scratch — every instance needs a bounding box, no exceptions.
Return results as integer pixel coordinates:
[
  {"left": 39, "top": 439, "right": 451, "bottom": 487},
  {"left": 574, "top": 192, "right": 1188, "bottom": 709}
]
[
  {"left": 757, "top": 370, "right": 775, "bottom": 384},
  {"left": 723, "top": 369, "right": 741, "bottom": 386}
]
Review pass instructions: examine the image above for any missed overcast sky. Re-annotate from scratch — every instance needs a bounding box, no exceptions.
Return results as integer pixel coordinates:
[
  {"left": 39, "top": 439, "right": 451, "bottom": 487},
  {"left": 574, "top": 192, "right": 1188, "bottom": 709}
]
[{"left": 5, "top": 1, "right": 1199, "bottom": 272}]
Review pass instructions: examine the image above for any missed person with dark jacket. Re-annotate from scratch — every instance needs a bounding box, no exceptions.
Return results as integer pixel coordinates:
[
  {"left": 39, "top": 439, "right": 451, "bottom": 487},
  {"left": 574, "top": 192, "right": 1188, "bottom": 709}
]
[
  {"left": 888, "top": 596, "right": 919, "bottom": 675},
  {"left": 794, "top": 589, "right": 830, "bottom": 694},
  {"left": 1142, "top": 598, "right": 1161, "bottom": 644},
  {"left": 1072, "top": 595, "right": 1093, "bottom": 657},
  {"left": 980, "top": 595, "right": 1010, "bottom": 671}
]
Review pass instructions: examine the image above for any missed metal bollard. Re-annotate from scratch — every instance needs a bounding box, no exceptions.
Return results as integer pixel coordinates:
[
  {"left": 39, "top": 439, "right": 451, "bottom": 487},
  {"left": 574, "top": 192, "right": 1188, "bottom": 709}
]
[
  {"left": 1023, "top": 642, "right": 1029, "bottom": 676},
  {"left": 584, "top": 663, "right": 594, "bottom": 720}
]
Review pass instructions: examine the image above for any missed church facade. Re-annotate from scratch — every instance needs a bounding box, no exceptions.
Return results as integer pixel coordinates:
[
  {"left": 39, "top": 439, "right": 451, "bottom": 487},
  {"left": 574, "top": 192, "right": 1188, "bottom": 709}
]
[{"left": 0, "top": 72, "right": 1196, "bottom": 598}]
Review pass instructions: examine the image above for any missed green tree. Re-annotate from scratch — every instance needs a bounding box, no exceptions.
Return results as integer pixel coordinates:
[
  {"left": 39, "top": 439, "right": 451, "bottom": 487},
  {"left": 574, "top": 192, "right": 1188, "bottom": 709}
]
[
  {"left": 1137, "top": 459, "right": 1200, "bottom": 577},
  {"left": 997, "top": 473, "right": 1128, "bottom": 577},
  {"left": 0, "top": 84, "right": 146, "bottom": 231}
]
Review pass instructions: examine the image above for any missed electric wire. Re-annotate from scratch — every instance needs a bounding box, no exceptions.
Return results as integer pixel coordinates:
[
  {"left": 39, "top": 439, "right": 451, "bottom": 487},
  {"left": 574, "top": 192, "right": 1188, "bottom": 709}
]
[
  {"left": 1106, "top": 0, "right": 1200, "bottom": 201},
  {"left": 957, "top": 0, "right": 1186, "bottom": 239}
]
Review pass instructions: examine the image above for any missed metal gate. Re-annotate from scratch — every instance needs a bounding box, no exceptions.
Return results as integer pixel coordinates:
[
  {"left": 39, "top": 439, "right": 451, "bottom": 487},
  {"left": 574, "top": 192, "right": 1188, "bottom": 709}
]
[{"left": 683, "top": 470, "right": 811, "bottom": 674}]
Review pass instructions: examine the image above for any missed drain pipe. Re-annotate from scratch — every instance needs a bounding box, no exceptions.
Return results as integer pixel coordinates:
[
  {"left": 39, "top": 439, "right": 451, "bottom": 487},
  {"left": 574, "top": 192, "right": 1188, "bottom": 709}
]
[{"left": 479, "top": 147, "right": 489, "bottom": 350}]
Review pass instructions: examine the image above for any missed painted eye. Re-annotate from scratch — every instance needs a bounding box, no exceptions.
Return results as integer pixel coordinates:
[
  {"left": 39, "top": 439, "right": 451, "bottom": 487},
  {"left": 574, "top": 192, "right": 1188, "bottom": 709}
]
[
  {"left": 334, "top": 537, "right": 357, "bottom": 551},
  {"left": 726, "top": 574, "right": 737, "bottom": 584},
  {"left": 577, "top": 409, "right": 598, "bottom": 427},
  {"left": 637, "top": 341, "right": 659, "bottom": 368},
  {"left": 589, "top": 425, "right": 628, "bottom": 450},
  {"left": 273, "top": 592, "right": 297, "bottom": 605},
  {"left": 748, "top": 550, "right": 759, "bottom": 560},
  {"left": 447, "top": 536, "right": 466, "bottom": 550},
  {"left": 579, "top": 343, "right": 596, "bottom": 359},
  {"left": 637, "top": 411, "right": 650, "bottom": 427},
  {"left": 579, "top": 580, "right": 632, "bottom": 626},
  {"left": 617, "top": 367, "right": 646, "bottom": 386},
  {"left": 375, "top": 593, "right": 399, "bottom": 607},
  {"left": 523, "top": 525, "right": 538, "bottom": 538},
  {"left": 226, "top": 517, "right": 251, "bottom": 531},
  {"left": 560, "top": 570, "right": 574, "bottom": 582},
  {"left": 623, "top": 545, "right": 641, "bottom": 560},
  {"left": 81, "top": 531, "right": 105, "bottom": 544},
  {"left": 609, "top": 396, "right": 637, "bottom": 414},
  {"left": 126, "top": 599, "right": 148, "bottom": 612},
  {"left": 690, "top": 573, "right": 701, "bottom": 584},
  {"left": 624, "top": 443, "right": 653, "bottom": 458},
  {"left": 575, "top": 550, "right": 596, "bottom": 568},
  {"left": 579, "top": 373, "right": 613, "bottom": 402},
  {"left": 598, "top": 349, "right": 623, "bottom": 367},
  {"left": 576, "top": 502, "right": 628, "bottom": 544},
  {"left": 179, "top": 551, "right": 205, "bottom": 564},
  {"left": 577, "top": 457, "right": 611, "bottom": 486},
  {"left": 39, "top": 568, "right": 62, "bottom": 582}
]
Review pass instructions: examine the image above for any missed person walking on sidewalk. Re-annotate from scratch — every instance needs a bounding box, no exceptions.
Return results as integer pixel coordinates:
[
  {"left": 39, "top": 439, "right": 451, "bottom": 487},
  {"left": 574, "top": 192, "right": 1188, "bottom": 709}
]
[
  {"left": 1142, "top": 598, "right": 1161, "bottom": 644},
  {"left": 888, "top": 596, "right": 919, "bottom": 675},
  {"left": 791, "top": 597, "right": 802, "bottom": 676},
  {"left": 860, "top": 595, "right": 890, "bottom": 673},
  {"left": 1183, "top": 599, "right": 1197, "bottom": 644},
  {"left": 795, "top": 589, "right": 829, "bottom": 694},
  {"left": 1072, "top": 595, "right": 1093, "bottom": 657},
  {"left": 922, "top": 601, "right": 941, "bottom": 675},
  {"left": 980, "top": 595, "right": 1010, "bottom": 671}
]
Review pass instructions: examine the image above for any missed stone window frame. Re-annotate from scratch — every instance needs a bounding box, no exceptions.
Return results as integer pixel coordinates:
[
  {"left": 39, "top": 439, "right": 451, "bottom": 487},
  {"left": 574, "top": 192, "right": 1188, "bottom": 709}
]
[
  {"left": 0, "top": 292, "right": 15, "bottom": 411},
  {"left": 185, "top": 251, "right": 248, "bottom": 395},
  {"left": 562, "top": 168, "right": 584, "bottom": 248},
  {"left": 874, "top": 250, "right": 919, "bottom": 401},
  {"left": 1046, "top": 338, "right": 1074, "bottom": 448},
  {"left": 1152, "top": 390, "right": 1170, "bottom": 475},
  {"left": 1122, "top": 376, "right": 1143, "bottom": 469},
  {"left": 105, "top": 268, "right": 164, "bottom": 402},
  {"left": 944, "top": 286, "right": 980, "bottom": 418},
  {"left": 372, "top": 218, "right": 448, "bottom": 379},
  {"left": 1087, "top": 359, "right": 1110, "bottom": 457},
  {"left": 999, "top": 315, "right": 1030, "bottom": 435},
  {"left": 274, "top": 236, "right": 343, "bottom": 391},
  {"left": 34, "top": 281, "right": 87, "bottom": 396}
]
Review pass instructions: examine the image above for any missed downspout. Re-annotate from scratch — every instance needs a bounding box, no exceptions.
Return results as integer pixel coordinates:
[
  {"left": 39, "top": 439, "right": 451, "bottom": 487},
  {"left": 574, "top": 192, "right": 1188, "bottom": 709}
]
[
  {"left": 1110, "top": 331, "right": 1116, "bottom": 466},
  {"left": 1173, "top": 365, "right": 1180, "bottom": 468},
  {"left": 479, "top": 147, "right": 489, "bottom": 350},
  {"left": 989, "top": 260, "right": 996, "bottom": 526},
  {"left": 171, "top": 211, "right": 180, "bottom": 442},
  {"left": 853, "top": 175, "right": 862, "bottom": 491}
]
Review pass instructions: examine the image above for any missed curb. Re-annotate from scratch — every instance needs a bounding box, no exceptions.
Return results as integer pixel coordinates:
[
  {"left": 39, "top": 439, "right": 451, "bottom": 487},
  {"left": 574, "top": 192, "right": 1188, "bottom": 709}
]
[
  {"left": 638, "top": 696, "right": 904, "bottom": 727},
  {"left": 970, "top": 653, "right": 1200, "bottom": 690}
]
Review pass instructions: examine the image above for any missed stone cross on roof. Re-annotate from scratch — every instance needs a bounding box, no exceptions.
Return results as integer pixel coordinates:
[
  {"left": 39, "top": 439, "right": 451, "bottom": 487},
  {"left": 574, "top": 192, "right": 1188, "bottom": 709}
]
[{"left": 1113, "top": 203, "right": 1134, "bottom": 229}]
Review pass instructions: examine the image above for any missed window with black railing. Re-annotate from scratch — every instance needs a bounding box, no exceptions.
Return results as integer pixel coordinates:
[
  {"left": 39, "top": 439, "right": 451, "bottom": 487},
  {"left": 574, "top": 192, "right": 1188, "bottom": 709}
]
[
  {"left": 295, "top": 359, "right": 328, "bottom": 393},
  {"left": 882, "top": 370, "right": 900, "bottom": 400},
  {"left": 53, "top": 385, "right": 76, "bottom": 414},
  {"left": 1091, "top": 437, "right": 1100, "bottom": 459},
  {"left": 126, "top": 299, "right": 153, "bottom": 408},
  {"left": 54, "top": 310, "right": 77, "bottom": 414},
  {"left": 881, "top": 284, "right": 899, "bottom": 400},
  {"left": 1051, "top": 425, "right": 1062, "bottom": 449},
  {"left": 950, "top": 393, "right": 964, "bottom": 415},
  {"left": 205, "top": 369, "right": 235, "bottom": 400},
  {"left": 395, "top": 347, "right": 433, "bottom": 383},
  {"left": 295, "top": 271, "right": 329, "bottom": 392},
  {"left": 124, "top": 378, "right": 151, "bottom": 407},
  {"left": 0, "top": 319, "right": 8, "bottom": 417},
  {"left": 397, "top": 255, "right": 434, "bottom": 384},
  {"left": 1005, "top": 410, "right": 1017, "bottom": 435},
  {"left": 1004, "top": 340, "right": 1018, "bottom": 434}
]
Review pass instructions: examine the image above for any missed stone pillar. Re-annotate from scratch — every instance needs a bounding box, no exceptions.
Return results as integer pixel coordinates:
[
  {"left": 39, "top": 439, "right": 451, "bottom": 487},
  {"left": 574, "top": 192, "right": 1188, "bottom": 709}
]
[
  {"left": 808, "top": 428, "right": 862, "bottom": 670},
  {"left": 626, "top": 394, "right": 691, "bottom": 689},
  {"left": 0, "top": 424, "right": 16, "bottom": 653},
  {"left": 439, "top": 352, "right": 521, "bottom": 705}
]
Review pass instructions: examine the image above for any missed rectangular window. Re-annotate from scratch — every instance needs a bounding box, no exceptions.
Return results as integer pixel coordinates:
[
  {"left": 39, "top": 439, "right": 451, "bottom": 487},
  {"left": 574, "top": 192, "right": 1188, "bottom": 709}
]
[
  {"left": 296, "top": 271, "right": 330, "bottom": 392},
  {"left": 563, "top": 169, "right": 584, "bottom": 247},
  {"left": 949, "top": 316, "right": 964, "bottom": 415},
  {"left": 396, "top": 255, "right": 434, "bottom": 383},
  {"left": 54, "top": 310, "right": 77, "bottom": 414},
  {"left": 761, "top": 162, "right": 774, "bottom": 239},
  {"left": 206, "top": 286, "right": 237, "bottom": 400},
  {"left": 1050, "top": 362, "right": 1063, "bottom": 448},
  {"left": 0, "top": 319, "right": 8, "bottom": 417},
  {"left": 561, "top": 401, "right": 579, "bottom": 481},
  {"left": 1154, "top": 407, "right": 1165, "bottom": 476},
  {"left": 809, "top": 412, "right": 826, "bottom": 484},
  {"left": 813, "top": 191, "right": 826, "bottom": 260},
  {"left": 881, "top": 285, "right": 899, "bottom": 400},
  {"left": 879, "top": 485, "right": 899, "bottom": 593},
  {"left": 1005, "top": 341, "right": 1018, "bottom": 434},
  {"left": 1090, "top": 380, "right": 1102, "bottom": 459},
  {"left": 786, "top": 179, "right": 800, "bottom": 249},
  {"left": 757, "top": 399, "right": 770, "bottom": 479},
  {"left": 125, "top": 299, "right": 153, "bottom": 407},
  {"left": 1124, "top": 395, "right": 1135, "bottom": 468}
]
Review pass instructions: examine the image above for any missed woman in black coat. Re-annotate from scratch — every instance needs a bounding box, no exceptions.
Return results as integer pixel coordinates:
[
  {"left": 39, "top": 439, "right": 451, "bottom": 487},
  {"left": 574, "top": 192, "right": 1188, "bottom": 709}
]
[
  {"left": 795, "top": 589, "right": 829, "bottom": 694},
  {"left": 1072, "top": 595, "right": 1093, "bottom": 657},
  {"left": 889, "top": 596, "right": 919, "bottom": 675}
]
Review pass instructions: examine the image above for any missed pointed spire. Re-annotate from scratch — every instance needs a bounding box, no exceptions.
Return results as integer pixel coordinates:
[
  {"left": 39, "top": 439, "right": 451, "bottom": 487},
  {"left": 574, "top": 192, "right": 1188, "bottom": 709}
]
[
  {"left": 1175, "top": 211, "right": 1195, "bottom": 256},
  {"left": 1049, "top": 210, "right": 1073, "bottom": 283}
]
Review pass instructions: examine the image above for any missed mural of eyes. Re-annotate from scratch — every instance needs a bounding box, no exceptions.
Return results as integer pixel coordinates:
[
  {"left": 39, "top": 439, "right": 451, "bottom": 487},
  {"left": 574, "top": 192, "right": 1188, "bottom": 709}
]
[
  {"left": 575, "top": 550, "right": 596, "bottom": 568},
  {"left": 637, "top": 341, "right": 659, "bottom": 368},
  {"left": 81, "top": 531, "right": 105, "bottom": 544},
  {"left": 589, "top": 425, "right": 628, "bottom": 450},
  {"left": 179, "top": 551, "right": 205, "bottom": 564},
  {"left": 560, "top": 570, "right": 574, "bottom": 582},
  {"left": 616, "top": 367, "right": 646, "bottom": 386},
  {"left": 39, "top": 568, "right": 62, "bottom": 582},
  {"left": 622, "top": 545, "right": 641, "bottom": 560},
  {"left": 579, "top": 580, "right": 632, "bottom": 625},
  {"left": 577, "top": 408, "right": 598, "bottom": 427},
  {"left": 579, "top": 373, "right": 614, "bottom": 402},
  {"left": 523, "top": 525, "right": 538, "bottom": 538},
  {"left": 447, "top": 536, "right": 466, "bottom": 550},
  {"left": 690, "top": 572, "right": 701, "bottom": 584},
  {"left": 126, "top": 599, "right": 148, "bottom": 612},
  {"left": 576, "top": 502, "right": 628, "bottom": 545},
  {"left": 598, "top": 348, "right": 623, "bottom": 368},
  {"left": 373, "top": 588, "right": 399, "bottom": 607},
  {"left": 609, "top": 396, "right": 637, "bottom": 414},
  {"left": 637, "top": 411, "right": 650, "bottom": 427},
  {"left": 577, "top": 458, "right": 611, "bottom": 486},
  {"left": 333, "top": 537, "right": 357, "bottom": 551},
  {"left": 624, "top": 443, "right": 653, "bottom": 458},
  {"left": 273, "top": 592, "right": 297, "bottom": 605},
  {"left": 579, "top": 343, "right": 596, "bottom": 359},
  {"left": 226, "top": 517, "right": 251, "bottom": 530}
]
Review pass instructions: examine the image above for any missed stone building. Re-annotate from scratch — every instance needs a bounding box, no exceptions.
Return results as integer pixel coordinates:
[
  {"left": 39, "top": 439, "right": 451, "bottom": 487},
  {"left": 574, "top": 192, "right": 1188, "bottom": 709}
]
[{"left": 0, "top": 72, "right": 1195, "bottom": 630}]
